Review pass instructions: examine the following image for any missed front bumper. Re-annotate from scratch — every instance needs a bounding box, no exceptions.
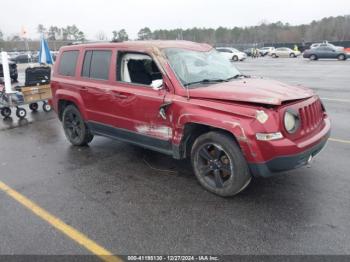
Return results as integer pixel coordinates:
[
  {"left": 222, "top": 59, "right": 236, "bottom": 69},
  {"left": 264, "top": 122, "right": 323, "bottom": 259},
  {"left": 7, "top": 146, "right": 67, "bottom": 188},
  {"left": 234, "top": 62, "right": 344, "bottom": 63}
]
[{"left": 248, "top": 126, "right": 330, "bottom": 178}]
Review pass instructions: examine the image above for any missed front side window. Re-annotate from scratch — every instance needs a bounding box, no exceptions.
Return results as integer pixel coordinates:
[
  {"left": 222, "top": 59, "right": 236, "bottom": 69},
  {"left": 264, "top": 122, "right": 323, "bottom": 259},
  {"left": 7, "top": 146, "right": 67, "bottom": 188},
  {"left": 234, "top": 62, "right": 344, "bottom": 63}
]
[
  {"left": 230, "top": 48, "right": 239, "bottom": 52},
  {"left": 82, "top": 50, "right": 112, "bottom": 80},
  {"left": 164, "top": 48, "right": 240, "bottom": 88},
  {"left": 319, "top": 47, "right": 333, "bottom": 51},
  {"left": 217, "top": 48, "right": 232, "bottom": 53},
  {"left": 117, "top": 52, "right": 162, "bottom": 88},
  {"left": 58, "top": 50, "right": 79, "bottom": 76}
]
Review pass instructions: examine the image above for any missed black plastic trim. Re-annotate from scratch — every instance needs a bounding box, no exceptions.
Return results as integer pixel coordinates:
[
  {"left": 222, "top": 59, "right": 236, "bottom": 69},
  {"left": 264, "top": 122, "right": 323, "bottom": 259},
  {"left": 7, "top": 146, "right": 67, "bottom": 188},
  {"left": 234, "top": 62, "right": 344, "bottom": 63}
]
[
  {"left": 87, "top": 121, "right": 173, "bottom": 156},
  {"left": 248, "top": 130, "right": 330, "bottom": 177}
]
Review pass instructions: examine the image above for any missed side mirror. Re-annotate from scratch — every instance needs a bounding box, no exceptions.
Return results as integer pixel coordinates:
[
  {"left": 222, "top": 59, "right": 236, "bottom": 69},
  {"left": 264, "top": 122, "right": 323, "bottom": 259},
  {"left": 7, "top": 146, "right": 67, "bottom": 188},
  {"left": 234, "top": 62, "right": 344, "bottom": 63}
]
[{"left": 151, "top": 79, "right": 164, "bottom": 91}]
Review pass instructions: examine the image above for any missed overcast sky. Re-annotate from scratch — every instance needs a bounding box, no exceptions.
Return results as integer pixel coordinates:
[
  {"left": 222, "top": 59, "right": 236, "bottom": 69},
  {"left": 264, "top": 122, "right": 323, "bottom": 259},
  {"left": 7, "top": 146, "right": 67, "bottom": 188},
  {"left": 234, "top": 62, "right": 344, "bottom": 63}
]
[{"left": 1, "top": 0, "right": 349, "bottom": 40}]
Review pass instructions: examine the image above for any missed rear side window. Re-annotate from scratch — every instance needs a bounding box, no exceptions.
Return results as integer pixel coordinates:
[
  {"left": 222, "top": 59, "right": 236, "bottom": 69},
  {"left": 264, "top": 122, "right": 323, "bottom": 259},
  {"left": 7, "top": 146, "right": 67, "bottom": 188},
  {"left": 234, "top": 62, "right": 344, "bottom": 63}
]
[
  {"left": 81, "top": 50, "right": 111, "bottom": 80},
  {"left": 58, "top": 50, "right": 79, "bottom": 76}
]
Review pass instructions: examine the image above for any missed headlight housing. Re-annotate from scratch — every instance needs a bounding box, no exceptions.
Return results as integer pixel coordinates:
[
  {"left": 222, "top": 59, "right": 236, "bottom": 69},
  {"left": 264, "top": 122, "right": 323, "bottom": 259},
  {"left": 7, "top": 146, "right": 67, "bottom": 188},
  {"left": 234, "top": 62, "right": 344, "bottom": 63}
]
[{"left": 284, "top": 110, "right": 300, "bottom": 133}]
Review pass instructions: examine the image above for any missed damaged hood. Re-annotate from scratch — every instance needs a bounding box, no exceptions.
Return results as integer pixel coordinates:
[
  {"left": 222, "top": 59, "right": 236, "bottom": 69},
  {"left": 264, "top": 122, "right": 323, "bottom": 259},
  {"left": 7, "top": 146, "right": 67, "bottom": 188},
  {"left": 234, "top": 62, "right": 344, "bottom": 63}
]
[{"left": 187, "top": 78, "right": 314, "bottom": 105}]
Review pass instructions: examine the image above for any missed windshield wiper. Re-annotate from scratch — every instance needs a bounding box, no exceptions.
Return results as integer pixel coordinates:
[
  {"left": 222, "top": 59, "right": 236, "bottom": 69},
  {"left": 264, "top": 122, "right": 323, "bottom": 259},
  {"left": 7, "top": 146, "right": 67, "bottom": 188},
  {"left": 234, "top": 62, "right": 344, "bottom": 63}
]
[
  {"left": 184, "top": 79, "right": 228, "bottom": 87},
  {"left": 226, "top": 74, "right": 250, "bottom": 81}
]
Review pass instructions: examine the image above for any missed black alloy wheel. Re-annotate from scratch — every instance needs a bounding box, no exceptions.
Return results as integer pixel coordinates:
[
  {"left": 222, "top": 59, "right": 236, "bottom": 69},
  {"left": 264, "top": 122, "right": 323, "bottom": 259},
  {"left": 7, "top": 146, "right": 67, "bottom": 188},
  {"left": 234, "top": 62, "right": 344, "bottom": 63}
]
[
  {"left": 62, "top": 105, "right": 93, "bottom": 146},
  {"left": 191, "top": 131, "right": 251, "bottom": 197},
  {"left": 196, "top": 143, "right": 233, "bottom": 188}
]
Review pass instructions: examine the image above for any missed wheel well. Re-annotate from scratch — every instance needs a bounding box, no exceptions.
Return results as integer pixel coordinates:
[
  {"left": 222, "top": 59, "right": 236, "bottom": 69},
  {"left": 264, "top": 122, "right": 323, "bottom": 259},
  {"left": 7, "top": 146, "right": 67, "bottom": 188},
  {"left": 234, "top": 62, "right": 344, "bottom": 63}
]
[
  {"left": 179, "top": 123, "right": 239, "bottom": 159},
  {"left": 57, "top": 100, "right": 75, "bottom": 121}
]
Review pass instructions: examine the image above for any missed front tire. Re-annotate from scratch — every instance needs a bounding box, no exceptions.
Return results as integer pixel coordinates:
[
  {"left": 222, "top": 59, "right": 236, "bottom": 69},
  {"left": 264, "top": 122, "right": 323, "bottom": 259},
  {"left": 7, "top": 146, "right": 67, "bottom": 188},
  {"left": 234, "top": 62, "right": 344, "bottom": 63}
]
[
  {"left": 289, "top": 53, "right": 296, "bottom": 58},
  {"left": 232, "top": 55, "right": 239, "bottom": 61},
  {"left": 191, "top": 131, "right": 251, "bottom": 197},
  {"left": 337, "top": 54, "right": 346, "bottom": 61},
  {"left": 62, "top": 105, "right": 93, "bottom": 146}
]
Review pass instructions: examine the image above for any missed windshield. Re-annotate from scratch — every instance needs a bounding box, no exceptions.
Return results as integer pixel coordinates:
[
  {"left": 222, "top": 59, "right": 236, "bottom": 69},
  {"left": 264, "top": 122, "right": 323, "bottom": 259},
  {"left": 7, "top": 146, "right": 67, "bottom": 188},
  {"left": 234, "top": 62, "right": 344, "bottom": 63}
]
[{"left": 164, "top": 48, "right": 241, "bottom": 88}]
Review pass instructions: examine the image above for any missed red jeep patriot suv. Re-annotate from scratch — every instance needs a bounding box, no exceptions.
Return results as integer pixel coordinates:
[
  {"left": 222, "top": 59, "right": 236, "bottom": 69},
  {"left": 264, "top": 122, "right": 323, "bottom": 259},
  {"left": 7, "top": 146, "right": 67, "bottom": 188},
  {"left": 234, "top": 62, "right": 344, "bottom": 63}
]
[{"left": 51, "top": 41, "right": 331, "bottom": 197}]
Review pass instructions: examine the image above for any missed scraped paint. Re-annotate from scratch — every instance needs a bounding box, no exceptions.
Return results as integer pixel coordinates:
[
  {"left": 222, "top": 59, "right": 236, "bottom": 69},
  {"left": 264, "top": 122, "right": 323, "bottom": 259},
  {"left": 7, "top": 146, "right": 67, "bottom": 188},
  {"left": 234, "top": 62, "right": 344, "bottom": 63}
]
[{"left": 135, "top": 124, "right": 172, "bottom": 140}]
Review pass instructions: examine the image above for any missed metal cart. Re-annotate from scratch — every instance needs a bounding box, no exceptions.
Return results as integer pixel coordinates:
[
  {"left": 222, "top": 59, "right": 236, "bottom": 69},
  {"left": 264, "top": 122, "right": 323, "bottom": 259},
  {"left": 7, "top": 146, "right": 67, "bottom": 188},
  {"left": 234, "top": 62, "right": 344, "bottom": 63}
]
[
  {"left": 0, "top": 85, "right": 52, "bottom": 119},
  {"left": 0, "top": 51, "right": 52, "bottom": 119}
]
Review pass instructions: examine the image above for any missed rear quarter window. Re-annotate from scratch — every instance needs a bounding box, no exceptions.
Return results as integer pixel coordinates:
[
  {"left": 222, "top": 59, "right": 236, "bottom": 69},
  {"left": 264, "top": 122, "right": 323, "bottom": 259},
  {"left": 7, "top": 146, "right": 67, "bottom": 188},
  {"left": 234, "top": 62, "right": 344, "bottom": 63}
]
[{"left": 58, "top": 50, "right": 79, "bottom": 76}]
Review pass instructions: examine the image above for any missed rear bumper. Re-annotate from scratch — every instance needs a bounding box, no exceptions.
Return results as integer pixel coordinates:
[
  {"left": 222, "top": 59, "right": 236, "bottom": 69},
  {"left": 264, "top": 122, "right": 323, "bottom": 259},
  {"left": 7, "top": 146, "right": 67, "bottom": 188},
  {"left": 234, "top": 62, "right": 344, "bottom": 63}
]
[{"left": 248, "top": 126, "right": 330, "bottom": 178}]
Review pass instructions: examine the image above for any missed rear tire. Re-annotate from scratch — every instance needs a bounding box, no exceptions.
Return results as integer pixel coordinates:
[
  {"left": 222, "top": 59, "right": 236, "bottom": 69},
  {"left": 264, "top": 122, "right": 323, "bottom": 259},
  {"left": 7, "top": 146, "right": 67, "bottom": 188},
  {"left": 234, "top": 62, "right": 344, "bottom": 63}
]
[
  {"left": 272, "top": 53, "right": 277, "bottom": 58},
  {"left": 191, "top": 131, "right": 251, "bottom": 197},
  {"left": 62, "top": 105, "right": 93, "bottom": 146},
  {"left": 310, "top": 54, "right": 318, "bottom": 61}
]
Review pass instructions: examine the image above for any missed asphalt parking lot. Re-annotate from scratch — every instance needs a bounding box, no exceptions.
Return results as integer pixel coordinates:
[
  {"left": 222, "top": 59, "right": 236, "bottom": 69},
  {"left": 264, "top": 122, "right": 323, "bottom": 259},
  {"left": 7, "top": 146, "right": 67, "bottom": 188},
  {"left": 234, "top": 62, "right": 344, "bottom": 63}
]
[{"left": 0, "top": 57, "right": 349, "bottom": 258}]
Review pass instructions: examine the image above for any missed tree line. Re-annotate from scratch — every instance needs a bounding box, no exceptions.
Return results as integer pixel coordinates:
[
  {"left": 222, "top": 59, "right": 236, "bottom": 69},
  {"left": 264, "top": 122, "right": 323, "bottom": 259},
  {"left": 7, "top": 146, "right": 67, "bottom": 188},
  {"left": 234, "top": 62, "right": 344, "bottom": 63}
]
[
  {"left": 140, "top": 15, "right": 350, "bottom": 44},
  {"left": 38, "top": 24, "right": 85, "bottom": 41},
  {"left": 1, "top": 15, "right": 349, "bottom": 44}
]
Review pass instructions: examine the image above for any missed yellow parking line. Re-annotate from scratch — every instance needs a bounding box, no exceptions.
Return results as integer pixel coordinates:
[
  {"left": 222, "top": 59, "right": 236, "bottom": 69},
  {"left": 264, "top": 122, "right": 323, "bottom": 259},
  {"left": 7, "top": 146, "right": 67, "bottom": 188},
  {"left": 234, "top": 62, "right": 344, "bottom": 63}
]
[
  {"left": 0, "top": 180, "right": 123, "bottom": 262},
  {"left": 329, "top": 138, "right": 350, "bottom": 144}
]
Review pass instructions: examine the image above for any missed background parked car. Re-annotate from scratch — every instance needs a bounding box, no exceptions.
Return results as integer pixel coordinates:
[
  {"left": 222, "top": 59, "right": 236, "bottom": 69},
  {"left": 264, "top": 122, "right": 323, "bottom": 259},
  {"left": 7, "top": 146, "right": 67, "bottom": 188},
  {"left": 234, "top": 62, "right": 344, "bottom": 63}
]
[
  {"left": 310, "top": 42, "right": 344, "bottom": 51},
  {"left": 51, "top": 51, "right": 58, "bottom": 61},
  {"left": 243, "top": 48, "right": 259, "bottom": 57},
  {"left": 11, "top": 53, "right": 32, "bottom": 64},
  {"left": 7, "top": 52, "right": 20, "bottom": 60},
  {"left": 259, "top": 47, "right": 275, "bottom": 56},
  {"left": 303, "top": 46, "right": 348, "bottom": 61},
  {"left": 0, "top": 60, "right": 18, "bottom": 82},
  {"left": 270, "top": 47, "right": 301, "bottom": 58},
  {"left": 216, "top": 47, "right": 247, "bottom": 61}
]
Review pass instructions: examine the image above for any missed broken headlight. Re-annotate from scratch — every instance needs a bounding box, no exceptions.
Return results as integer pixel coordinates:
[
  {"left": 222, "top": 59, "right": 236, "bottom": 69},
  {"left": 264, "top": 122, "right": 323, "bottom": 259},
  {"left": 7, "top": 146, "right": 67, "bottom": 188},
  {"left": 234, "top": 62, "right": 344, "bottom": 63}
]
[{"left": 284, "top": 110, "right": 300, "bottom": 133}]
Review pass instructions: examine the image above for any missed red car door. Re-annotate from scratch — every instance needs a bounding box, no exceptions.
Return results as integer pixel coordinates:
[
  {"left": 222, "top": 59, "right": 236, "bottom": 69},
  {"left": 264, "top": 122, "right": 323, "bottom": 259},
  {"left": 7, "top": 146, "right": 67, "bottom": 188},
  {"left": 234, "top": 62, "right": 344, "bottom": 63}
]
[{"left": 108, "top": 51, "right": 174, "bottom": 154}]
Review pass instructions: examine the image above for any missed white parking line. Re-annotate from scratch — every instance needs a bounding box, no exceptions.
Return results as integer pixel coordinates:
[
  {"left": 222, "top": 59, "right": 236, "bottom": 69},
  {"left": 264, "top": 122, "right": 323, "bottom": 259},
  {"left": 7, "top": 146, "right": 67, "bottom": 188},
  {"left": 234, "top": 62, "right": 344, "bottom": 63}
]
[
  {"left": 321, "top": 98, "right": 350, "bottom": 103},
  {"left": 329, "top": 138, "right": 350, "bottom": 144}
]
